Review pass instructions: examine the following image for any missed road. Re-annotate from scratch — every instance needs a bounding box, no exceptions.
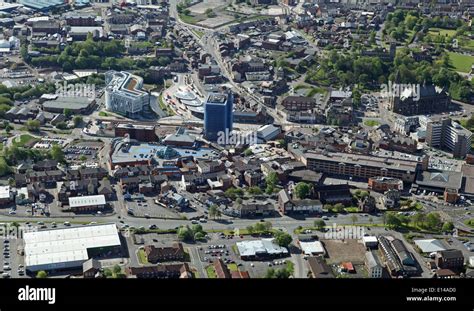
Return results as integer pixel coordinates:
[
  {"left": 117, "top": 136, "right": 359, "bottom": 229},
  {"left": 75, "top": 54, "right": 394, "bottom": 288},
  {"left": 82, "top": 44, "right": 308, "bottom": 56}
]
[
  {"left": 188, "top": 247, "right": 207, "bottom": 278},
  {"left": 169, "top": 0, "right": 293, "bottom": 129},
  {"left": 0, "top": 211, "right": 384, "bottom": 232}
]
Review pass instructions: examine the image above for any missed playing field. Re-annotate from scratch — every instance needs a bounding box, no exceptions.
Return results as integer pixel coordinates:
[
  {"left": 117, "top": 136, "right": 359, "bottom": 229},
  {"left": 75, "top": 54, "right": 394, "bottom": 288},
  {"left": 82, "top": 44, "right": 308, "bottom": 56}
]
[
  {"left": 428, "top": 27, "right": 457, "bottom": 37},
  {"left": 447, "top": 51, "right": 474, "bottom": 73}
]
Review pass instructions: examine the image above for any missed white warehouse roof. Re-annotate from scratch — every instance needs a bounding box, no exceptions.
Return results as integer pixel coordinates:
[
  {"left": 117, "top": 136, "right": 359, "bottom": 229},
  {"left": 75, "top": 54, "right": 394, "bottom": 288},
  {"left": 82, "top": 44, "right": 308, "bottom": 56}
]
[
  {"left": 69, "top": 195, "right": 106, "bottom": 208},
  {"left": 414, "top": 239, "right": 446, "bottom": 253},
  {"left": 24, "top": 223, "right": 121, "bottom": 269},
  {"left": 236, "top": 239, "right": 288, "bottom": 257},
  {"left": 300, "top": 240, "right": 325, "bottom": 255}
]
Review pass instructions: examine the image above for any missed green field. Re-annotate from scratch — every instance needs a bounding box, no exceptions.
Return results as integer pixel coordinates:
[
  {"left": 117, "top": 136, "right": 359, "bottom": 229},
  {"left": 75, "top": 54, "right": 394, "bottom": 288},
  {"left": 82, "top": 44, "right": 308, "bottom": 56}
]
[
  {"left": 12, "top": 134, "right": 37, "bottom": 147},
  {"left": 465, "top": 218, "right": 474, "bottom": 228},
  {"left": 447, "top": 52, "right": 474, "bottom": 73},
  {"left": 457, "top": 36, "right": 474, "bottom": 50},
  {"left": 206, "top": 265, "right": 217, "bottom": 278},
  {"left": 179, "top": 14, "right": 200, "bottom": 24},
  {"left": 227, "top": 263, "right": 238, "bottom": 272},
  {"left": 137, "top": 249, "right": 148, "bottom": 264},
  {"left": 428, "top": 28, "right": 457, "bottom": 37},
  {"left": 363, "top": 120, "right": 381, "bottom": 127}
]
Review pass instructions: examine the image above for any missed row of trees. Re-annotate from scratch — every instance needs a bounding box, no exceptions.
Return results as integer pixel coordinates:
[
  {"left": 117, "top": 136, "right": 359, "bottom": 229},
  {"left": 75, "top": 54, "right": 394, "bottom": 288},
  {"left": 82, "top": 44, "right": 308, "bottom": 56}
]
[
  {"left": 246, "top": 221, "right": 273, "bottom": 235},
  {"left": 177, "top": 224, "right": 206, "bottom": 242},
  {"left": 23, "top": 35, "right": 172, "bottom": 72},
  {"left": 306, "top": 45, "right": 473, "bottom": 101},
  {"left": 384, "top": 9, "right": 465, "bottom": 42},
  {"left": 383, "top": 211, "right": 452, "bottom": 232},
  {"left": 0, "top": 144, "right": 65, "bottom": 177},
  {"left": 223, "top": 172, "right": 280, "bottom": 200},
  {"left": 305, "top": 51, "right": 388, "bottom": 89},
  {"left": 208, "top": 205, "right": 222, "bottom": 220},
  {"left": 265, "top": 262, "right": 294, "bottom": 279}
]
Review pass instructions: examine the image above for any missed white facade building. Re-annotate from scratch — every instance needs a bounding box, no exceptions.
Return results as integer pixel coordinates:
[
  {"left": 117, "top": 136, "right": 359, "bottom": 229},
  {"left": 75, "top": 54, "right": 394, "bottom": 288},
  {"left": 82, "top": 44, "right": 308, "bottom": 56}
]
[{"left": 105, "top": 71, "right": 151, "bottom": 118}]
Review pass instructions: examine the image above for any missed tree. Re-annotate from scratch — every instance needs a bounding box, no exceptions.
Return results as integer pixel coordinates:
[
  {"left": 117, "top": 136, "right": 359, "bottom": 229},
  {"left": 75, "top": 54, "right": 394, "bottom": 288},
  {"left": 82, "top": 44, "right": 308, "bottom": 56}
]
[
  {"left": 265, "top": 172, "right": 278, "bottom": 188},
  {"left": 273, "top": 268, "right": 291, "bottom": 278},
  {"left": 314, "top": 220, "right": 326, "bottom": 231},
  {"left": 208, "top": 205, "right": 218, "bottom": 219},
  {"left": 425, "top": 212, "right": 442, "bottom": 231},
  {"left": 386, "top": 213, "right": 402, "bottom": 229},
  {"left": 26, "top": 119, "right": 40, "bottom": 132},
  {"left": 350, "top": 214, "right": 358, "bottom": 225},
  {"left": 0, "top": 157, "right": 12, "bottom": 177},
  {"left": 368, "top": 217, "right": 373, "bottom": 225},
  {"left": 412, "top": 212, "right": 425, "bottom": 227},
  {"left": 224, "top": 187, "right": 244, "bottom": 200},
  {"left": 104, "top": 265, "right": 125, "bottom": 278},
  {"left": 333, "top": 203, "right": 345, "bottom": 213},
  {"left": 177, "top": 225, "right": 194, "bottom": 241},
  {"left": 56, "top": 122, "right": 68, "bottom": 130},
  {"left": 265, "top": 184, "right": 274, "bottom": 195},
  {"left": 265, "top": 268, "right": 276, "bottom": 278},
  {"left": 294, "top": 182, "right": 311, "bottom": 199},
  {"left": 49, "top": 145, "right": 65, "bottom": 163},
  {"left": 266, "top": 266, "right": 291, "bottom": 278},
  {"left": 246, "top": 225, "right": 254, "bottom": 235},
  {"left": 274, "top": 231, "right": 292, "bottom": 248},
  {"left": 244, "top": 148, "right": 253, "bottom": 156},
  {"left": 112, "top": 264, "right": 121, "bottom": 275},
  {"left": 247, "top": 186, "right": 263, "bottom": 195},
  {"left": 191, "top": 224, "right": 203, "bottom": 233},
  {"left": 73, "top": 115, "right": 83, "bottom": 127},
  {"left": 194, "top": 231, "right": 205, "bottom": 240},
  {"left": 442, "top": 222, "right": 454, "bottom": 232},
  {"left": 63, "top": 108, "right": 73, "bottom": 118},
  {"left": 36, "top": 271, "right": 48, "bottom": 278},
  {"left": 263, "top": 221, "right": 272, "bottom": 232}
]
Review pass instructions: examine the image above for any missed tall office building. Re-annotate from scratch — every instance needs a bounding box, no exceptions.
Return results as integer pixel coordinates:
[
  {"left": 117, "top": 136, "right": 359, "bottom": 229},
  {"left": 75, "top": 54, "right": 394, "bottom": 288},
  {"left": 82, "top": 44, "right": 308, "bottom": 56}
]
[
  {"left": 204, "top": 92, "right": 233, "bottom": 141},
  {"left": 426, "top": 118, "right": 472, "bottom": 158}
]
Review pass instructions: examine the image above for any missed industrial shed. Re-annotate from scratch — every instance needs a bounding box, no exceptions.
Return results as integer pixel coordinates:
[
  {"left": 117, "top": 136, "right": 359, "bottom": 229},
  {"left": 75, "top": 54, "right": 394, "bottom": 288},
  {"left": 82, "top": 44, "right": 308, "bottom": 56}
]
[{"left": 23, "top": 223, "right": 122, "bottom": 272}]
